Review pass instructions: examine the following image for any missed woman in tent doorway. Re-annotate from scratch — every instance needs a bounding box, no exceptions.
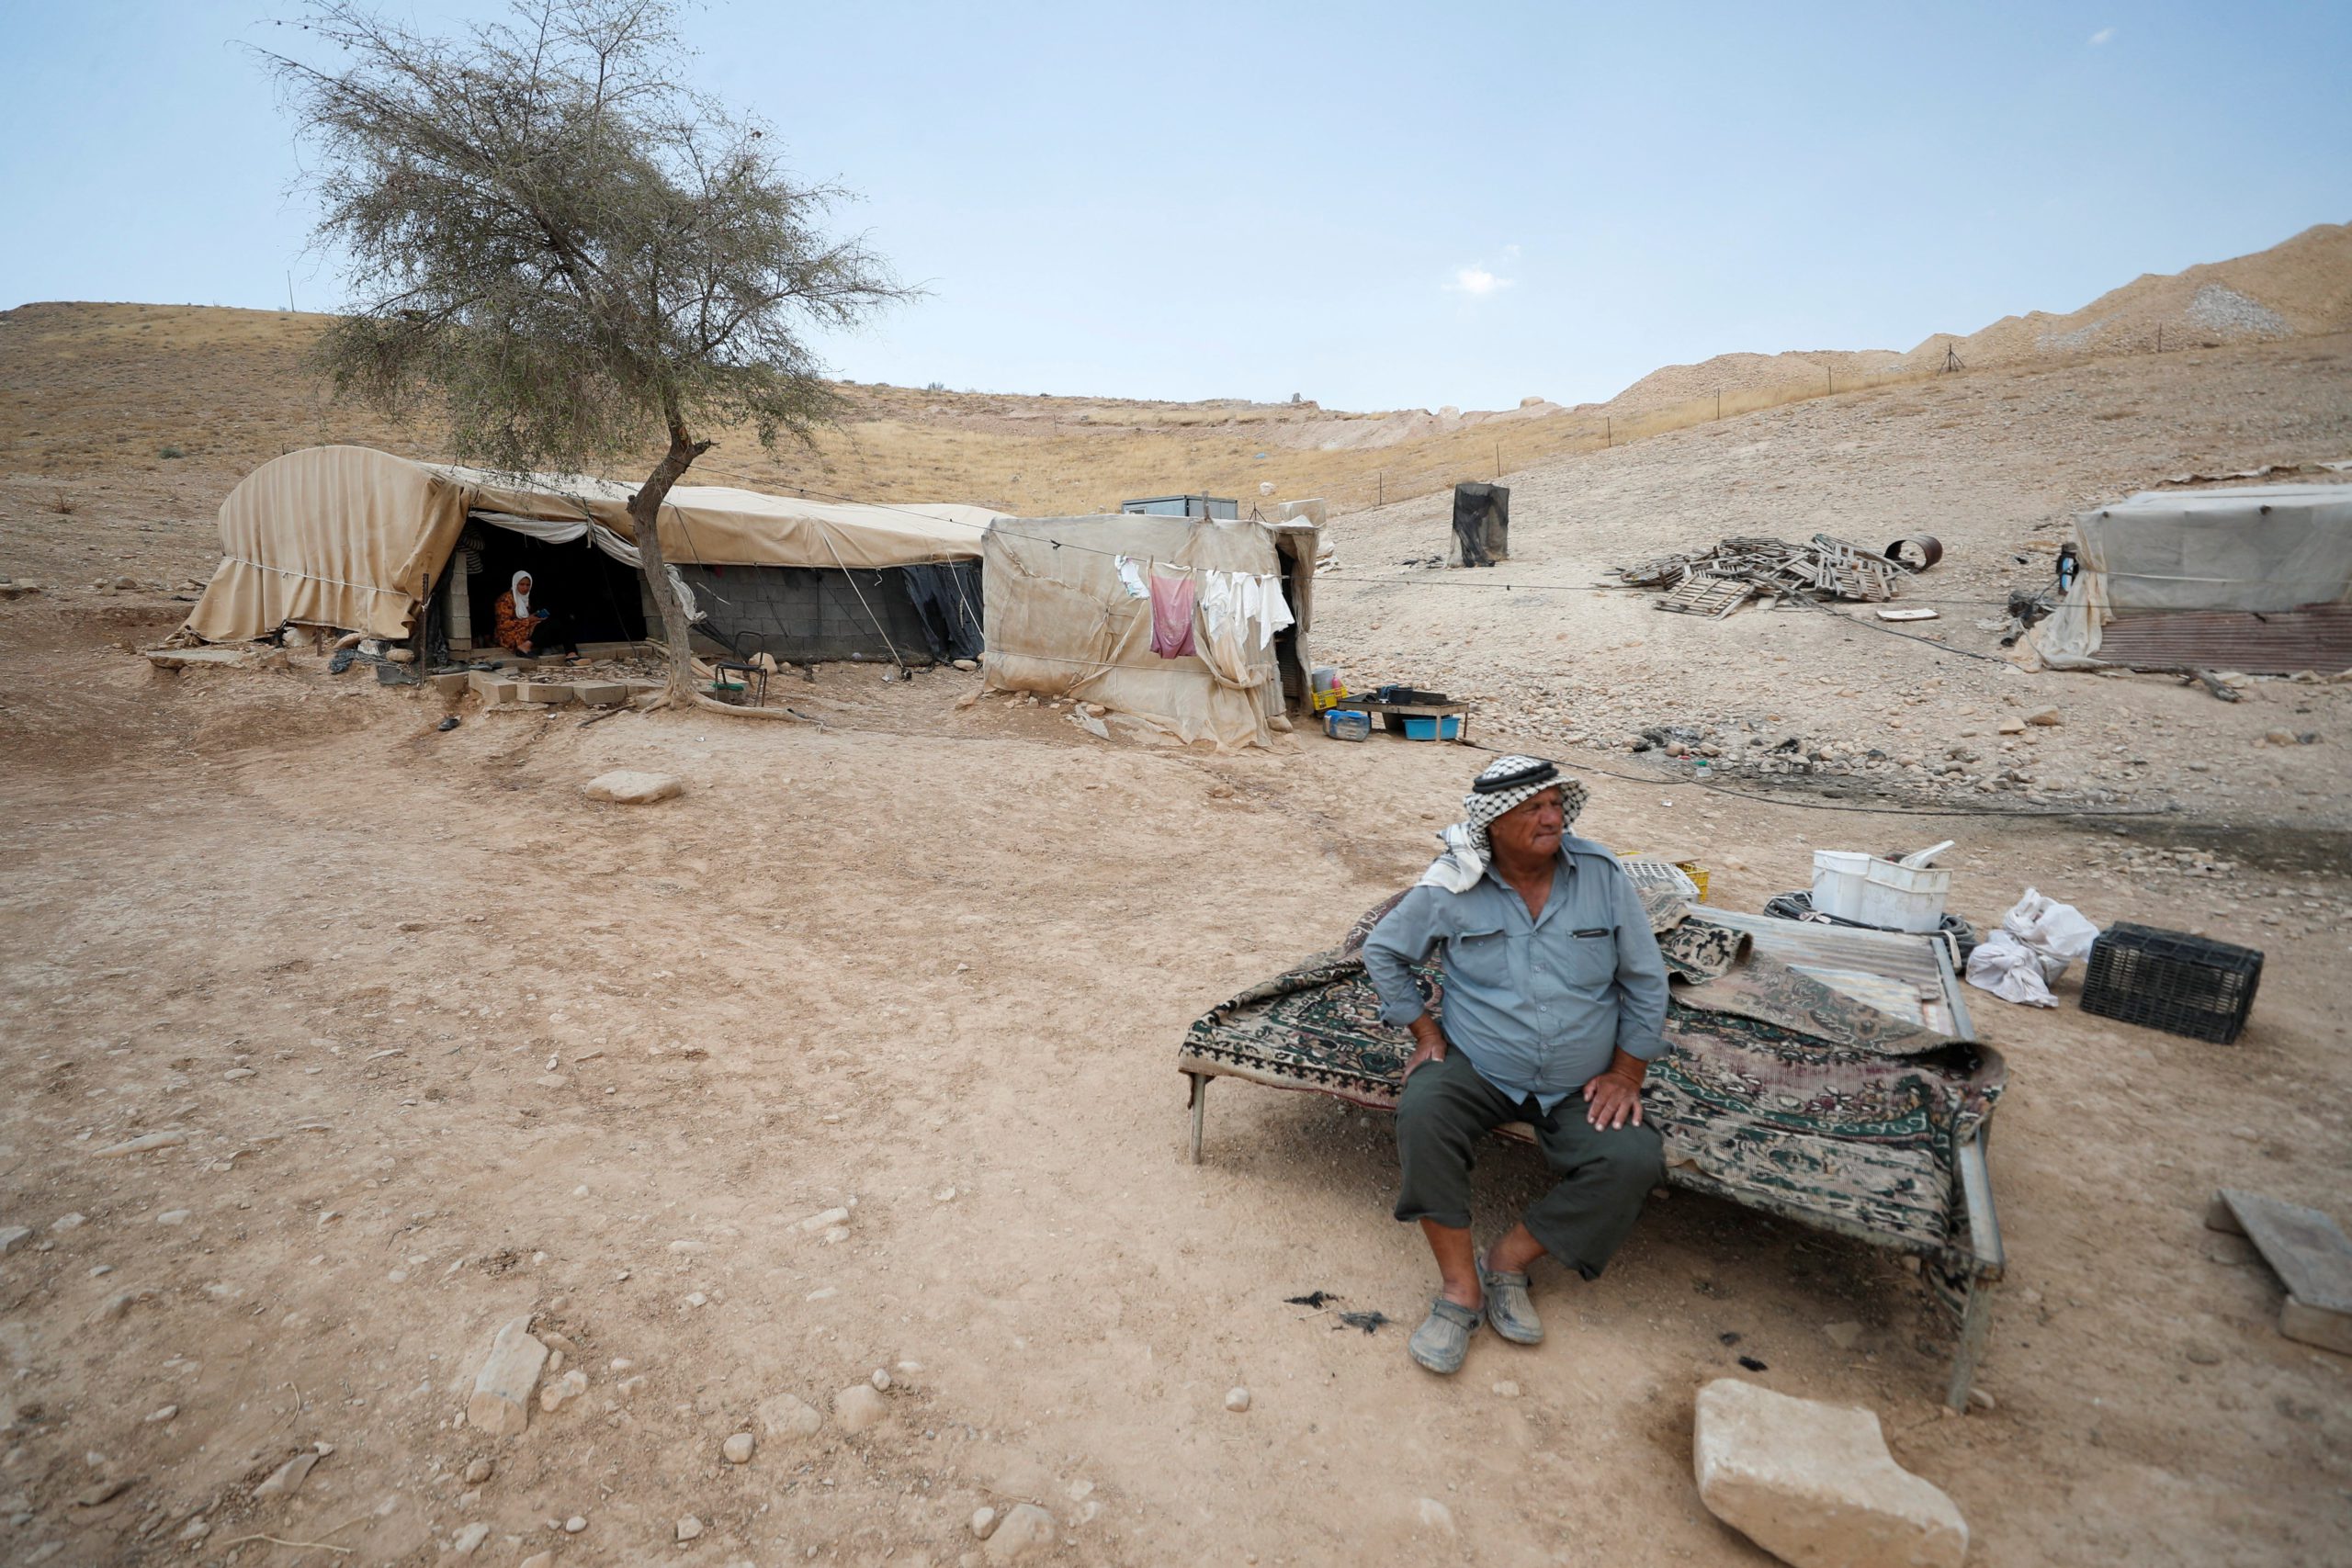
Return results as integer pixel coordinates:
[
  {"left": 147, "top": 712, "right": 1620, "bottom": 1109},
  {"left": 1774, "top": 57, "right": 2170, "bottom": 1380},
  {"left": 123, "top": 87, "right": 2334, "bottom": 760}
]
[{"left": 492, "top": 570, "right": 571, "bottom": 657}]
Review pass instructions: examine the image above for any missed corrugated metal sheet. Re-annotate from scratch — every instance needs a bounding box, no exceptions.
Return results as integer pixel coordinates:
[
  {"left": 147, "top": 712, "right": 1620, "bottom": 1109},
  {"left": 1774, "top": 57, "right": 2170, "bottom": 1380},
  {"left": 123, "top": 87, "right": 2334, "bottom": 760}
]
[
  {"left": 2095, "top": 604, "right": 2352, "bottom": 673},
  {"left": 1701, "top": 909, "right": 1974, "bottom": 1040}
]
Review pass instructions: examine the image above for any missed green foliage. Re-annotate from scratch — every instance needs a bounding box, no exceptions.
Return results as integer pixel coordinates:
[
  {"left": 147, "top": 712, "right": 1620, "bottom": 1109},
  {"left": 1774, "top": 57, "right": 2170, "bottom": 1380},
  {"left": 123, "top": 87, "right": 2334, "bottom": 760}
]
[
  {"left": 159, "top": 445, "right": 186, "bottom": 458},
  {"left": 264, "top": 0, "right": 910, "bottom": 478}
]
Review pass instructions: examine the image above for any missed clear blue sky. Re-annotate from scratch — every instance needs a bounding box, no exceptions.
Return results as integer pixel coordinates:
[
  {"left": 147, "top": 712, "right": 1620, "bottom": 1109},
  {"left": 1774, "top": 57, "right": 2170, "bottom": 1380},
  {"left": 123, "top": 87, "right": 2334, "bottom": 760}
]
[{"left": 4, "top": 2, "right": 2346, "bottom": 410}]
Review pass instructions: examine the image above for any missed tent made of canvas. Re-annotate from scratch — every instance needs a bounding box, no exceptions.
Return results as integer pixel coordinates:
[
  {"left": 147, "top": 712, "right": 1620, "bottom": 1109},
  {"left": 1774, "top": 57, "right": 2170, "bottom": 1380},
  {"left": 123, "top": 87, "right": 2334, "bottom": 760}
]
[
  {"left": 2024, "top": 484, "right": 2352, "bottom": 671},
  {"left": 184, "top": 445, "right": 1005, "bottom": 644},
  {"left": 982, "top": 513, "right": 1318, "bottom": 751}
]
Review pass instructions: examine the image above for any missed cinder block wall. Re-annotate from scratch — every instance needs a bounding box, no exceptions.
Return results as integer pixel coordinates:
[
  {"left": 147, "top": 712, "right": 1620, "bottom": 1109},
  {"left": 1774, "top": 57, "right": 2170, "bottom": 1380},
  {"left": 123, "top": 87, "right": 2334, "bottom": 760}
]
[{"left": 666, "top": 565, "right": 936, "bottom": 663}]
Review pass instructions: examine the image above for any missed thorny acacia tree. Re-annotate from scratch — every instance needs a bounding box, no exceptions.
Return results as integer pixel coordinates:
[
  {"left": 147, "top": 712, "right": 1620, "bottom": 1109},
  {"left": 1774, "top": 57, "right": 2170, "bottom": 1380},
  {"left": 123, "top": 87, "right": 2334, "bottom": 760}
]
[{"left": 266, "top": 0, "right": 910, "bottom": 687}]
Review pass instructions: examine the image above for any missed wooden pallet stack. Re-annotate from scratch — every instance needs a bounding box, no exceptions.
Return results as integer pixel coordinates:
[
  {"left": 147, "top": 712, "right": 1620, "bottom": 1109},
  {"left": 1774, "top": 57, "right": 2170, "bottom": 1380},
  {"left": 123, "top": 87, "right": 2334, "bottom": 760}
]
[{"left": 1615, "top": 533, "right": 1911, "bottom": 616}]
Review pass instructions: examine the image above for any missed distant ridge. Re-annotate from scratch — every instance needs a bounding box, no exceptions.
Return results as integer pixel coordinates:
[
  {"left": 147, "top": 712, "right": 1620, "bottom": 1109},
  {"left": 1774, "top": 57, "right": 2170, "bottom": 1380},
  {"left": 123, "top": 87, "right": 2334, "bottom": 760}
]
[{"left": 1596, "top": 220, "right": 2352, "bottom": 416}]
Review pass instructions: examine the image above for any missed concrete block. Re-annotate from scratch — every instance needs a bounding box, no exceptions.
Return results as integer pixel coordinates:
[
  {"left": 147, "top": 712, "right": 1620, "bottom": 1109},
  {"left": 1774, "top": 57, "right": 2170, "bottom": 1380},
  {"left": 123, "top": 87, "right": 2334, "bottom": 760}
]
[
  {"left": 2280, "top": 1296, "right": 2352, "bottom": 1355},
  {"left": 466, "top": 1315, "right": 548, "bottom": 1438},
  {"left": 573, "top": 682, "right": 628, "bottom": 706},
  {"left": 1693, "top": 1379, "right": 1966, "bottom": 1568},
  {"left": 428, "top": 672, "right": 469, "bottom": 696},
  {"left": 523, "top": 682, "right": 574, "bottom": 705}
]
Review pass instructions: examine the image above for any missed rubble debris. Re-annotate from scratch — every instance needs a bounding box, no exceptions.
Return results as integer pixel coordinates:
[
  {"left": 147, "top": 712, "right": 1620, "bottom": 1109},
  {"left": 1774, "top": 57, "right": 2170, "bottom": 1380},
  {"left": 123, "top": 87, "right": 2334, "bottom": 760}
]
[{"left": 1612, "top": 534, "right": 1912, "bottom": 613}]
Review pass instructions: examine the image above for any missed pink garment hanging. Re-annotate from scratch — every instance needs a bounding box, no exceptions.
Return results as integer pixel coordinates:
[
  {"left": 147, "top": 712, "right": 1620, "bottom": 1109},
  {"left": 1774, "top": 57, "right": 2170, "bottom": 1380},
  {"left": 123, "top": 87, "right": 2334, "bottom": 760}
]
[{"left": 1148, "top": 573, "right": 1197, "bottom": 659}]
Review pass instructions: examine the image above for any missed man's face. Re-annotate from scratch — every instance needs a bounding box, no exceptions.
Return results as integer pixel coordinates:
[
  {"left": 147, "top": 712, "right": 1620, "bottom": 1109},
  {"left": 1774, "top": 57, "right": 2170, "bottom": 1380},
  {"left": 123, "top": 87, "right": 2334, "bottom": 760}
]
[{"left": 1489, "top": 786, "right": 1566, "bottom": 860}]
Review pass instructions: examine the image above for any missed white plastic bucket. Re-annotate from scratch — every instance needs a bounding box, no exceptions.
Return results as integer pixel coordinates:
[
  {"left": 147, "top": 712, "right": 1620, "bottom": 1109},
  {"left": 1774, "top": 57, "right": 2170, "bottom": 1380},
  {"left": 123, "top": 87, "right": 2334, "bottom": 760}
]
[{"left": 1810, "top": 849, "right": 1952, "bottom": 933}]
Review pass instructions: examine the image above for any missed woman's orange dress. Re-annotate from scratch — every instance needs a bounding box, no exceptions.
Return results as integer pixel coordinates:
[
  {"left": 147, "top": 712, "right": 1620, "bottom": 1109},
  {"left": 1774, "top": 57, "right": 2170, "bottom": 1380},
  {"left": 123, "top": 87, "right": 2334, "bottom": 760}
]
[{"left": 492, "top": 591, "right": 540, "bottom": 652}]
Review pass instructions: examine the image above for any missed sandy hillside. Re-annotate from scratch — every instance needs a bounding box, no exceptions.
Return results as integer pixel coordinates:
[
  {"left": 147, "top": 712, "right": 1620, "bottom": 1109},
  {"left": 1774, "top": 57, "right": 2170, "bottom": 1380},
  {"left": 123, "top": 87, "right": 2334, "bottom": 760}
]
[
  {"left": 7, "top": 221, "right": 2347, "bottom": 533},
  {"left": 1315, "top": 332, "right": 2352, "bottom": 829},
  {"left": 1908, "top": 220, "right": 2352, "bottom": 367},
  {"left": 1601, "top": 350, "right": 1913, "bottom": 416},
  {"left": 4, "top": 286, "right": 2351, "bottom": 1568},
  {"left": 1566, "top": 221, "right": 2352, "bottom": 422}
]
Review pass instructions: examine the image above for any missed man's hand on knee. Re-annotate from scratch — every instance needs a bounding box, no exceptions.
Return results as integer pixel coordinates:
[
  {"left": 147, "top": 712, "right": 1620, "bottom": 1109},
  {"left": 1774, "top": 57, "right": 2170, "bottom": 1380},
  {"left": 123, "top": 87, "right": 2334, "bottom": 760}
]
[
  {"left": 1580, "top": 1047, "right": 1648, "bottom": 1129},
  {"left": 1401, "top": 1010, "right": 1450, "bottom": 1082}
]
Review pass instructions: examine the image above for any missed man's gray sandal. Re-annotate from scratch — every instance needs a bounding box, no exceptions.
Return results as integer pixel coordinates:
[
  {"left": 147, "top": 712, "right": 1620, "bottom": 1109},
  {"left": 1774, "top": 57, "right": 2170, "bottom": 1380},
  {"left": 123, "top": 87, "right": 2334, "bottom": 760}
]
[
  {"left": 1480, "top": 1265, "right": 1544, "bottom": 1346},
  {"left": 1408, "top": 1296, "right": 1482, "bottom": 1375}
]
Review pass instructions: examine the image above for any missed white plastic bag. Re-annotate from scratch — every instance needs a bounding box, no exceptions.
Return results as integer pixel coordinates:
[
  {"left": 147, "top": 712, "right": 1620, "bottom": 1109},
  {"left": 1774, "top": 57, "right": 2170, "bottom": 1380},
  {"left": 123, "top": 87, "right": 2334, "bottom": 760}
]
[
  {"left": 2001, "top": 887, "right": 2100, "bottom": 983},
  {"left": 1965, "top": 930, "right": 2058, "bottom": 1007},
  {"left": 1966, "top": 887, "right": 2100, "bottom": 1007}
]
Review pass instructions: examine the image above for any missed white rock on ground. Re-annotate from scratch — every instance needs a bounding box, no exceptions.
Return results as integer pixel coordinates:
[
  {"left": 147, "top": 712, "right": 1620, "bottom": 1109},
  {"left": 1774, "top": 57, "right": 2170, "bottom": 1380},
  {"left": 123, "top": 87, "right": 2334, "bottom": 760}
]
[
  {"left": 450, "top": 1521, "right": 490, "bottom": 1556},
  {"left": 982, "top": 1504, "right": 1055, "bottom": 1562},
  {"left": 0, "top": 1225, "right": 29, "bottom": 1253},
  {"left": 537, "top": 1369, "right": 587, "bottom": 1413},
  {"left": 675, "top": 1515, "right": 703, "bottom": 1541},
  {"left": 832, "top": 1383, "right": 888, "bottom": 1433},
  {"left": 581, "top": 770, "right": 684, "bottom": 804},
  {"left": 253, "top": 1450, "right": 320, "bottom": 1498},
  {"left": 1416, "top": 1497, "right": 1456, "bottom": 1535},
  {"left": 722, "top": 1431, "right": 755, "bottom": 1464},
  {"left": 466, "top": 1315, "right": 549, "bottom": 1437},
  {"left": 1224, "top": 1386, "right": 1250, "bottom": 1412},
  {"left": 1693, "top": 1379, "right": 1967, "bottom": 1568},
  {"left": 756, "top": 1392, "right": 823, "bottom": 1438},
  {"left": 970, "top": 1506, "right": 997, "bottom": 1539}
]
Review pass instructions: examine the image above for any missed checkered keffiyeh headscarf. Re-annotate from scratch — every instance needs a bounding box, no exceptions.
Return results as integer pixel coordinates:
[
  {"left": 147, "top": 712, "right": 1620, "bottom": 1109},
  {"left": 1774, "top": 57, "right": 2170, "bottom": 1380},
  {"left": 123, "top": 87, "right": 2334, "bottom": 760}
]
[{"left": 1419, "top": 754, "right": 1589, "bottom": 892}]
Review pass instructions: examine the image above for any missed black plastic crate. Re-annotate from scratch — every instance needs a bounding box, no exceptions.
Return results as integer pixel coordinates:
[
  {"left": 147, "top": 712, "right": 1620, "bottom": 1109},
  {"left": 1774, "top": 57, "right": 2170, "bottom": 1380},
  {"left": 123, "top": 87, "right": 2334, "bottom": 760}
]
[{"left": 2079, "top": 921, "right": 2262, "bottom": 1043}]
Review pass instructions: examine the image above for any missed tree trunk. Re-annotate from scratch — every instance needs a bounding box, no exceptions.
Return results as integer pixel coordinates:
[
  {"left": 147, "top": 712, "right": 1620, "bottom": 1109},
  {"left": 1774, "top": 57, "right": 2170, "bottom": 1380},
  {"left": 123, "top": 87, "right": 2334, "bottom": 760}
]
[{"left": 628, "top": 424, "right": 712, "bottom": 695}]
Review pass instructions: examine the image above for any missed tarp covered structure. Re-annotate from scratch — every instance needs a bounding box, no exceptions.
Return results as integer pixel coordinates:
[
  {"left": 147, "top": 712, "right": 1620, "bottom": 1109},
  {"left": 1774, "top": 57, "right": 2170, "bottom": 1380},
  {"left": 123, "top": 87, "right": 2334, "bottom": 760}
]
[
  {"left": 2025, "top": 484, "right": 2352, "bottom": 670},
  {"left": 982, "top": 513, "right": 1318, "bottom": 752},
  {"left": 185, "top": 445, "right": 1004, "bottom": 643}
]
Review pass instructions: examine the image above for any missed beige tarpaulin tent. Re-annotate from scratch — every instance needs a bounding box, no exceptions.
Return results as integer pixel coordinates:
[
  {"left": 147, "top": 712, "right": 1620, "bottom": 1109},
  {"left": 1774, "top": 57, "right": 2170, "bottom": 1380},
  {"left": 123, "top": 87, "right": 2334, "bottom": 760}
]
[
  {"left": 983, "top": 513, "right": 1318, "bottom": 752},
  {"left": 185, "top": 445, "right": 1003, "bottom": 643},
  {"left": 2023, "top": 484, "right": 2352, "bottom": 670}
]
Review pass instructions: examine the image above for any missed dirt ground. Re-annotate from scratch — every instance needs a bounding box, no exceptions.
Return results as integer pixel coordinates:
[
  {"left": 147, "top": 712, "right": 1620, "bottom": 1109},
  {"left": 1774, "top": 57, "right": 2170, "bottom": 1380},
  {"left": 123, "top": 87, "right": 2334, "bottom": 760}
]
[{"left": 5, "top": 335, "right": 2352, "bottom": 1567}]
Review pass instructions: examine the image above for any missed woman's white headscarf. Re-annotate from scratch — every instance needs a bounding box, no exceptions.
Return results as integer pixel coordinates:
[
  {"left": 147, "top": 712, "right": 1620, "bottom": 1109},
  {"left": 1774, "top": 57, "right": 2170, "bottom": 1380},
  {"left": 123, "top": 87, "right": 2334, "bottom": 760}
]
[
  {"left": 509, "top": 571, "right": 533, "bottom": 620},
  {"left": 1418, "top": 754, "right": 1591, "bottom": 893}
]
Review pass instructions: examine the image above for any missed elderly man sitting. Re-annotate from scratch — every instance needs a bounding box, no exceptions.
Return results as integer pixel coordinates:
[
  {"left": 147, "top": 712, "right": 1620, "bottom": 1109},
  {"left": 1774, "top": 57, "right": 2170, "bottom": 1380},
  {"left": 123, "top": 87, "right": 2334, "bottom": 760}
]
[{"left": 1362, "top": 755, "right": 1668, "bottom": 1374}]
